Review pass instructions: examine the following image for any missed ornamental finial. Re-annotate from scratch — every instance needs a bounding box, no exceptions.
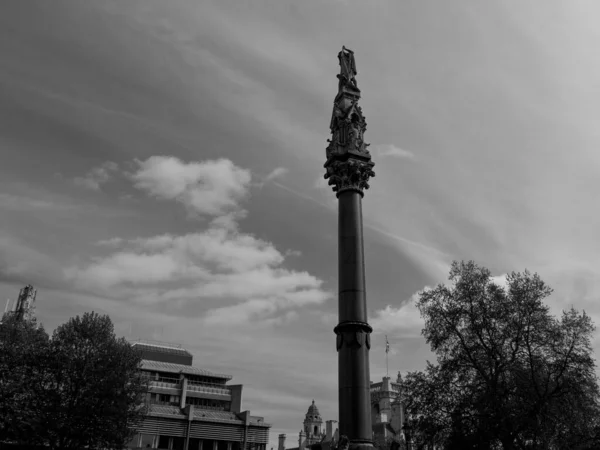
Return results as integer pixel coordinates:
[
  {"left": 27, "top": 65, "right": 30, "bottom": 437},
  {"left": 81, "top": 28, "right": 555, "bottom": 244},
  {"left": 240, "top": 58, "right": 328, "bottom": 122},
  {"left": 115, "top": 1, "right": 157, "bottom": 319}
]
[{"left": 324, "top": 47, "right": 375, "bottom": 196}]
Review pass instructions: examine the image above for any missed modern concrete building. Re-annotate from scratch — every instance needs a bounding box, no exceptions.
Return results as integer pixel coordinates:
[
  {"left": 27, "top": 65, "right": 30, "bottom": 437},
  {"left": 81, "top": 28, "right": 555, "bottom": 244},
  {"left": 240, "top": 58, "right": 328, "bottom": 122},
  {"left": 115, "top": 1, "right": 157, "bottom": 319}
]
[{"left": 128, "top": 340, "right": 271, "bottom": 450}]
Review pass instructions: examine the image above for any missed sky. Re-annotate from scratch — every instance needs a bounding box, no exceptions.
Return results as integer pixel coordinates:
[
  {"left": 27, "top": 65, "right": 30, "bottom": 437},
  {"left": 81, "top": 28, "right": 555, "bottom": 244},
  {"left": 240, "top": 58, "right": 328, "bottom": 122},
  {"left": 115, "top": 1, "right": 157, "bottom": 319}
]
[{"left": 2, "top": 0, "right": 600, "bottom": 445}]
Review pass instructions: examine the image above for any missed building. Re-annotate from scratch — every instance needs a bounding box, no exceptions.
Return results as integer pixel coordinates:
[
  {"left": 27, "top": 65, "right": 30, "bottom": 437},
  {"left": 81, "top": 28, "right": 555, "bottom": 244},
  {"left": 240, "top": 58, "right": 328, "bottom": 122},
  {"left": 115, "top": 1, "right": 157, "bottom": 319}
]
[
  {"left": 129, "top": 340, "right": 271, "bottom": 450},
  {"left": 280, "top": 401, "right": 338, "bottom": 450},
  {"left": 370, "top": 373, "right": 405, "bottom": 443}
]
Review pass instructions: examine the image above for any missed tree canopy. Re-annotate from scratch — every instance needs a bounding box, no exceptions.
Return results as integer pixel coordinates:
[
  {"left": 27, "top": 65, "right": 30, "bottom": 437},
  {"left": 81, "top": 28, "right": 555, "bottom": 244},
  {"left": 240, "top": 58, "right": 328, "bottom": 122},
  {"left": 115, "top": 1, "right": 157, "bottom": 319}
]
[
  {"left": 402, "top": 261, "right": 600, "bottom": 450},
  {"left": 0, "top": 311, "right": 148, "bottom": 449}
]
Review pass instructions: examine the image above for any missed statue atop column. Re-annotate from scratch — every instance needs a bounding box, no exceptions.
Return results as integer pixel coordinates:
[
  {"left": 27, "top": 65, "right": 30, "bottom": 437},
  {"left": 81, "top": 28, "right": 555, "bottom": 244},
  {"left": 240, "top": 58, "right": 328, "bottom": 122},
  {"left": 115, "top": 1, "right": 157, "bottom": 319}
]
[
  {"left": 325, "top": 46, "right": 375, "bottom": 195},
  {"left": 337, "top": 46, "right": 359, "bottom": 93}
]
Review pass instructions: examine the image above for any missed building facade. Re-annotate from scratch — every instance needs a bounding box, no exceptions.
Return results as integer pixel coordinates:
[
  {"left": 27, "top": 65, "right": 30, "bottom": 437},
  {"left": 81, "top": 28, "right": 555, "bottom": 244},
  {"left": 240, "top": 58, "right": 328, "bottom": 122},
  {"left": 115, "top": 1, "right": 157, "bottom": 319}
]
[
  {"left": 370, "top": 373, "right": 405, "bottom": 443},
  {"left": 279, "top": 401, "right": 338, "bottom": 450},
  {"left": 129, "top": 340, "right": 271, "bottom": 450}
]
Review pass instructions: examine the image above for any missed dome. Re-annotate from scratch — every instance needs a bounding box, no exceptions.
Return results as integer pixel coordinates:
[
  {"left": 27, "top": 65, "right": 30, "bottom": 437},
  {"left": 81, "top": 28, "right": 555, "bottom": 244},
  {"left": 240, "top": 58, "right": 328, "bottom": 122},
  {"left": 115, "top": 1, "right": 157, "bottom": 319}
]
[{"left": 305, "top": 400, "right": 322, "bottom": 420}]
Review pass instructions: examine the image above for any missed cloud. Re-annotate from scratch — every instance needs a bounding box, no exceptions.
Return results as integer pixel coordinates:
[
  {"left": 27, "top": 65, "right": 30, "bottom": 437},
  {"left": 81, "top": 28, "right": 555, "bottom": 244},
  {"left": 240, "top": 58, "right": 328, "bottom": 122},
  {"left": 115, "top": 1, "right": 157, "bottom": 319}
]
[
  {"left": 0, "top": 233, "right": 66, "bottom": 289},
  {"left": 130, "top": 156, "right": 251, "bottom": 218},
  {"left": 73, "top": 161, "right": 119, "bottom": 191},
  {"left": 490, "top": 274, "right": 508, "bottom": 289},
  {"left": 67, "top": 156, "right": 332, "bottom": 325},
  {"left": 0, "top": 193, "right": 74, "bottom": 212},
  {"left": 66, "top": 228, "right": 331, "bottom": 324},
  {"left": 374, "top": 144, "right": 415, "bottom": 160},
  {"left": 313, "top": 175, "right": 330, "bottom": 190},
  {"left": 264, "top": 167, "right": 289, "bottom": 182},
  {"left": 370, "top": 287, "right": 432, "bottom": 336},
  {"left": 96, "top": 237, "right": 125, "bottom": 247}
]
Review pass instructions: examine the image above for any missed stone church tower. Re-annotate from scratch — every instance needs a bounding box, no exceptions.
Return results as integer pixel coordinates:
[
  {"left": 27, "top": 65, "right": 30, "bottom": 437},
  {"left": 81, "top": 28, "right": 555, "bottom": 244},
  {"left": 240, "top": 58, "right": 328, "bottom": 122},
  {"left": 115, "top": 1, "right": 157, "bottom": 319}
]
[
  {"left": 371, "top": 371, "right": 405, "bottom": 439},
  {"left": 299, "top": 400, "right": 324, "bottom": 450}
]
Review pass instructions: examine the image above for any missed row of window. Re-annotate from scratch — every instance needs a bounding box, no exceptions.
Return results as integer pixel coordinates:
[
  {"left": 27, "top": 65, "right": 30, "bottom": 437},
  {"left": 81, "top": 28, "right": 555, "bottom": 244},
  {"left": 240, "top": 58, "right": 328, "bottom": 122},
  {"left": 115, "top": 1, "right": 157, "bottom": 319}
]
[
  {"left": 148, "top": 393, "right": 231, "bottom": 411},
  {"left": 143, "top": 371, "right": 230, "bottom": 389},
  {"left": 137, "top": 435, "right": 267, "bottom": 450}
]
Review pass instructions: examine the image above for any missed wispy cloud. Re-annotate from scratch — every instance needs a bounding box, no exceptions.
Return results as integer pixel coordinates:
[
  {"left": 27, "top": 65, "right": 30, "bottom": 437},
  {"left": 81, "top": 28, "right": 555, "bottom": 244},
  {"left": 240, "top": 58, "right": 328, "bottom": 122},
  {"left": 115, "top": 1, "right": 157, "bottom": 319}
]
[
  {"left": 374, "top": 144, "right": 415, "bottom": 160},
  {"left": 0, "top": 193, "right": 74, "bottom": 211},
  {"left": 73, "top": 161, "right": 119, "bottom": 191},
  {"left": 264, "top": 167, "right": 289, "bottom": 182}
]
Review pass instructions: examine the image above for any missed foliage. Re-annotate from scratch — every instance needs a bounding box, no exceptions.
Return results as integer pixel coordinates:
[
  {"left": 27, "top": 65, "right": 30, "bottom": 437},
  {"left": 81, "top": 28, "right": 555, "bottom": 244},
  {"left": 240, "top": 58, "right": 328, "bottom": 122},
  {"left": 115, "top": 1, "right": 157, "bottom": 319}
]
[
  {"left": 0, "top": 314, "right": 50, "bottom": 443},
  {"left": 402, "top": 261, "right": 600, "bottom": 450},
  {"left": 373, "top": 433, "right": 405, "bottom": 450},
  {"left": 0, "top": 311, "right": 148, "bottom": 449}
]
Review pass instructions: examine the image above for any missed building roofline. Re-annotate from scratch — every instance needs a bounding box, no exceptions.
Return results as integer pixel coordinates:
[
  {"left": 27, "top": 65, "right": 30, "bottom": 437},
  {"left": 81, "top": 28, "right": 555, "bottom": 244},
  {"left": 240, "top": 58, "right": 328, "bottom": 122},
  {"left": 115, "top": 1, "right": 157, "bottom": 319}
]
[
  {"left": 130, "top": 338, "right": 184, "bottom": 349},
  {"left": 140, "top": 359, "right": 233, "bottom": 380}
]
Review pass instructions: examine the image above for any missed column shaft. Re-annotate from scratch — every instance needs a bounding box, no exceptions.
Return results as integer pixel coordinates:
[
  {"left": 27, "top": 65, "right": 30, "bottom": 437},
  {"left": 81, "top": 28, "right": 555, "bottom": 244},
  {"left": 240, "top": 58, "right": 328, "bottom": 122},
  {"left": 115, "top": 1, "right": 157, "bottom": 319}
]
[{"left": 336, "top": 190, "right": 372, "bottom": 446}]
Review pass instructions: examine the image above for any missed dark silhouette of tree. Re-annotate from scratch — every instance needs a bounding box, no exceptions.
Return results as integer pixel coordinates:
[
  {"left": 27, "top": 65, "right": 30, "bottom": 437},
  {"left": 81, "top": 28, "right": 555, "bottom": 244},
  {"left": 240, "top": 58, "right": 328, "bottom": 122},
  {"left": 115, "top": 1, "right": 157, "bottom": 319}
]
[
  {"left": 0, "top": 311, "right": 148, "bottom": 449},
  {"left": 373, "top": 434, "right": 405, "bottom": 450},
  {"left": 0, "top": 314, "right": 50, "bottom": 444},
  {"left": 402, "top": 261, "right": 600, "bottom": 450}
]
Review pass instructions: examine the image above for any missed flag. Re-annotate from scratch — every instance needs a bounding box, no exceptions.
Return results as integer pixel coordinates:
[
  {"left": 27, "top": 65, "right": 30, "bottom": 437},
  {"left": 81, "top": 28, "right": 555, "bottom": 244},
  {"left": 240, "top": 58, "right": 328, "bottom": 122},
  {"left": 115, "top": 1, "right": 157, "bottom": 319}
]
[{"left": 385, "top": 335, "right": 390, "bottom": 354}]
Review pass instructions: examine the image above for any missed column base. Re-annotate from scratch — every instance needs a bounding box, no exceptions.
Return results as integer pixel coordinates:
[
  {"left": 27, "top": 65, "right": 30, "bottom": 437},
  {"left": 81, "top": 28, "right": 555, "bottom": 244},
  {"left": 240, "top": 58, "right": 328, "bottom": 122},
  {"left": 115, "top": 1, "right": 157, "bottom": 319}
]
[{"left": 349, "top": 444, "right": 374, "bottom": 450}]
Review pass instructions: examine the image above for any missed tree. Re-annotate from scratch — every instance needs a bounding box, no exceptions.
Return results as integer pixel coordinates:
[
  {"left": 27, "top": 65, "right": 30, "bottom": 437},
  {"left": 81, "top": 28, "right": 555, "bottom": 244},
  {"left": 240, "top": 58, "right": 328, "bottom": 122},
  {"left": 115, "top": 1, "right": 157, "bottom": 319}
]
[
  {"left": 0, "top": 311, "right": 148, "bottom": 449},
  {"left": 402, "top": 261, "right": 600, "bottom": 450},
  {"left": 39, "top": 312, "right": 148, "bottom": 449},
  {"left": 0, "top": 313, "right": 50, "bottom": 443},
  {"left": 373, "top": 434, "right": 405, "bottom": 450}
]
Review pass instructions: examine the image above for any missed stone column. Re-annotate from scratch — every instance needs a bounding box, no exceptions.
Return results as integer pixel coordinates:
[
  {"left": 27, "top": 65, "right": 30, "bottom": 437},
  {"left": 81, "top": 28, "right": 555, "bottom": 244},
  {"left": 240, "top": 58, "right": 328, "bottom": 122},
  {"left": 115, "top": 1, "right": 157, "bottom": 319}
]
[{"left": 325, "top": 46, "right": 376, "bottom": 450}]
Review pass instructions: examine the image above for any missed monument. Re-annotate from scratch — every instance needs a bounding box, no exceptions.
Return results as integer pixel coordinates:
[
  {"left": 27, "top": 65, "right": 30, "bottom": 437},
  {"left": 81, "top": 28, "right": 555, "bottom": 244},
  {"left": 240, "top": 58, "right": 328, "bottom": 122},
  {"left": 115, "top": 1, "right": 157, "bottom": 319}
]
[{"left": 325, "top": 47, "right": 375, "bottom": 450}]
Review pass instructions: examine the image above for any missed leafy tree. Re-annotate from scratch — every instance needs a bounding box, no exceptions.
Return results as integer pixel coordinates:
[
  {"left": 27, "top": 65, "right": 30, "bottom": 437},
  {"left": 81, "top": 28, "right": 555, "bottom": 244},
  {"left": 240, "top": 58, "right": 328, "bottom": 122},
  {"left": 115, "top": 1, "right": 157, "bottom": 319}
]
[
  {"left": 0, "top": 313, "right": 50, "bottom": 443},
  {"left": 402, "top": 261, "right": 600, "bottom": 450},
  {"left": 0, "top": 311, "right": 148, "bottom": 449},
  {"left": 39, "top": 312, "right": 148, "bottom": 449},
  {"left": 373, "top": 434, "right": 405, "bottom": 450}
]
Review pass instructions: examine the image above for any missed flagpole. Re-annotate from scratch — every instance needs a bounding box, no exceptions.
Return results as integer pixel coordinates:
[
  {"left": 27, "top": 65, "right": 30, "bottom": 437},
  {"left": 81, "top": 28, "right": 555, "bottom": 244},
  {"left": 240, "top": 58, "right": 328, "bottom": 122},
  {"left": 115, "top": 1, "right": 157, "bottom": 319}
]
[{"left": 385, "top": 335, "right": 389, "bottom": 378}]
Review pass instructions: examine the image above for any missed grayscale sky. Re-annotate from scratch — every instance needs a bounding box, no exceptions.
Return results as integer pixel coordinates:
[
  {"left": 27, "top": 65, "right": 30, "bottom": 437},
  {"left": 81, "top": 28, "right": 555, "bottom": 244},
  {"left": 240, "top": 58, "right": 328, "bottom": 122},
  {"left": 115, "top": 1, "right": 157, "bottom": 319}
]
[{"left": 2, "top": 0, "right": 600, "bottom": 445}]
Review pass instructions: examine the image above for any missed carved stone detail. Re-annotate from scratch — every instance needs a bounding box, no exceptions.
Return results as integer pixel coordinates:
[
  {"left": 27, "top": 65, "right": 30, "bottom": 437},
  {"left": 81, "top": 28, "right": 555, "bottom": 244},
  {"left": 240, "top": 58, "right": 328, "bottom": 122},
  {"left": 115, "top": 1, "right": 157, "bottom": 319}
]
[
  {"left": 334, "top": 322, "right": 373, "bottom": 352},
  {"left": 325, "top": 46, "right": 375, "bottom": 195},
  {"left": 324, "top": 159, "right": 375, "bottom": 194}
]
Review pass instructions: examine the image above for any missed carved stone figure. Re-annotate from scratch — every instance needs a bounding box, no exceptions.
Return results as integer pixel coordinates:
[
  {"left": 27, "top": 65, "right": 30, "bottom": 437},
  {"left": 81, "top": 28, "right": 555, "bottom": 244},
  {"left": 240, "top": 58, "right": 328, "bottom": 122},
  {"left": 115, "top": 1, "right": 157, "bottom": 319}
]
[{"left": 337, "top": 47, "right": 358, "bottom": 91}]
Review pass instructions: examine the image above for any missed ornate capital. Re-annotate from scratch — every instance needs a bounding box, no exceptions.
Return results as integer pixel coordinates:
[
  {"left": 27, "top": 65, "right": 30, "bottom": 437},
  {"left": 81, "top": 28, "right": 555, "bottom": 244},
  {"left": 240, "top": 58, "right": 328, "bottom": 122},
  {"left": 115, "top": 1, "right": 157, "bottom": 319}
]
[
  {"left": 325, "top": 158, "right": 375, "bottom": 195},
  {"left": 325, "top": 47, "right": 375, "bottom": 195}
]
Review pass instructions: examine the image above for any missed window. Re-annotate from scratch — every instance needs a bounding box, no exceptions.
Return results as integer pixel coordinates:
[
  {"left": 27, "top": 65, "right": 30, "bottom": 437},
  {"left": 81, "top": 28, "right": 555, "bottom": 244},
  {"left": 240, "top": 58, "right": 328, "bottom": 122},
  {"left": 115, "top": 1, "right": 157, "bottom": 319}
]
[
  {"left": 140, "top": 434, "right": 155, "bottom": 448},
  {"left": 173, "top": 437, "right": 185, "bottom": 450},
  {"left": 158, "top": 436, "right": 170, "bottom": 449},
  {"left": 185, "top": 397, "right": 228, "bottom": 410},
  {"left": 189, "top": 438, "right": 201, "bottom": 450},
  {"left": 157, "top": 373, "right": 180, "bottom": 384}
]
